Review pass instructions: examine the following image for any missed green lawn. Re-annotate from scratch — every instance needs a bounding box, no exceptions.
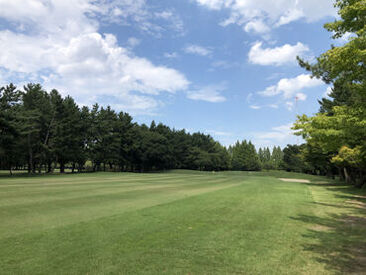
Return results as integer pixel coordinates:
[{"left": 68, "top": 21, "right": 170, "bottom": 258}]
[{"left": 0, "top": 170, "right": 365, "bottom": 274}]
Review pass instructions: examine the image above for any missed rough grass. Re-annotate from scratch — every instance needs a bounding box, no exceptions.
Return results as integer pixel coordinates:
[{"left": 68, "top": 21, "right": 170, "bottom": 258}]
[{"left": 0, "top": 170, "right": 365, "bottom": 274}]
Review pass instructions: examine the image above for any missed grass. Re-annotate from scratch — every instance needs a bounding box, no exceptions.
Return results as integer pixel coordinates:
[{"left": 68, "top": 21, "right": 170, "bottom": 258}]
[{"left": 0, "top": 170, "right": 365, "bottom": 274}]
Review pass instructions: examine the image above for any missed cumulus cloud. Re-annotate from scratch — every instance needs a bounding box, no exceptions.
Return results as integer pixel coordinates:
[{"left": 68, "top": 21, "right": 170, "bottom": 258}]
[
  {"left": 194, "top": 0, "right": 336, "bottom": 34},
  {"left": 0, "top": 0, "right": 189, "bottom": 115},
  {"left": 184, "top": 44, "right": 212, "bottom": 56},
  {"left": 244, "top": 20, "right": 270, "bottom": 34},
  {"left": 276, "top": 8, "right": 304, "bottom": 27},
  {"left": 258, "top": 74, "right": 323, "bottom": 99},
  {"left": 248, "top": 42, "right": 309, "bottom": 66},
  {"left": 187, "top": 84, "right": 226, "bottom": 103}
]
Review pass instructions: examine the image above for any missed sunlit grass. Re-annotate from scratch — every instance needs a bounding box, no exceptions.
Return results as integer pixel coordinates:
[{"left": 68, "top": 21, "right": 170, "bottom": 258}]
[{"left": 0, "top": 170, "right": 364, "bottom": 274}]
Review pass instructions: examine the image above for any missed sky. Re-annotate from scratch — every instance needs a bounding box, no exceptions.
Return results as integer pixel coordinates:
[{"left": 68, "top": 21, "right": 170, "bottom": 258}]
[{"left": 0, "top": 0, "right": 345, "bottom": 148}]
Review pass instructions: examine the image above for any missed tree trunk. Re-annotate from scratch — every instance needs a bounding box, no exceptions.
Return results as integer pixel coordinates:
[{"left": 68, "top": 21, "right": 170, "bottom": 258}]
[
  {"left": 60, "top": 162, "right": 65, "bottom": 173},
  {"left": 47, "top": 161, "right": 52, "bottom": 173},
  {"left": 72, "top": 163, "right": 75, "bottom": 173},
  {"left": 338, "top": 167, "right": 344, "bottom": 181},
  {"left": 32, "top": 161, "right": 36, "bottom": 174},
  {"left": 344, "top": 167, "right": 351, "bottom": 184},
  {"left": 27, "top": 134, "right": 33, "bottom": 174}
]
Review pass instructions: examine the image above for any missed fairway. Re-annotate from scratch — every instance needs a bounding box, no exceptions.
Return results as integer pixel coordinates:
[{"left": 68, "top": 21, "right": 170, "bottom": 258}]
[{"left": 0, "top": 171, "right": 365, "bottom": 274}]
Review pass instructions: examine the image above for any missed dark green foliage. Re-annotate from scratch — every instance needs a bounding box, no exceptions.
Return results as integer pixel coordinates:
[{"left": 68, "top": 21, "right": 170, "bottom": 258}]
[
  {"left": 257, "top": 146, "right": 284, "bottom": 170},
  {"left": 0, "top": 83, "right": 243, "bottom": 173},
  {"left": 0, "top": 84, "right": 21, "bottom": 174},
  {"left": 230, "top": 140, "right": 261, "bottom": 171},
  {"left": 282, "top": 144, "right": 307, "bottom": 173},
  {"left": 318, "top": 83, "right": 353, "bottom": 114}
]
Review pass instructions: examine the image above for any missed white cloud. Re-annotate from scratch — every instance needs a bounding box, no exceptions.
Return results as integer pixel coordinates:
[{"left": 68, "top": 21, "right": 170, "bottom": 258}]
[
  {"left": 194, "top": 0, "right": 336, "bottom": 34},
  {"left": 126, "top": 37, "right": 140, "bottom": 48},
  {"left": 258, "top": 123, "right": 294, "bottom": 140},
  {"left": 195, "top": 0, "right": 224, "bottom": 10},
  {"left": 100, "top": 1, "right": 185, "bottom": 37},
  {"left": 184, "top": 44, "right": 212, "bottom": 56},
  {"left": 249, "top": 103, "right": 279, "bottom": 110},
  {"left": 187, "top": 84, "right": 226, "bottom": 103},
  {"left": 336, "top": 32, "right": 355, "bottom": 43},
  {"left": 258, "top": 74, "right": 323, "bottom": 99},
  {"left": 252, "top": 122, "right": 301, "bottom": 148},
  {"left": 0, "top": 0, "right": 189, "bottom": 115},
  {"left": 295, "top": 92, "right": 307, "bottom": 101},
  {"left": 206, "top": 130, "right": 233, "bottom": 137},
  {"left": 248, "top": 42, "right": 309, "bottom": 66},
  {"left": 276, "top": 8, "right": 304, "bottom": 27},
  {"left": 154, "top": 10, "right": 185, "bottom": 35},
  {"left": 244, "top": 20, "right": 270, "bottom": 34}
]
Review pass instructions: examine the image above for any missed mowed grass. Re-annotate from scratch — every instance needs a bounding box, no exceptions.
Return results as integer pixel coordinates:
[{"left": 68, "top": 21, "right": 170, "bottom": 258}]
[{"left": 0, "top": 170, "right": 365, "bottom": 274}]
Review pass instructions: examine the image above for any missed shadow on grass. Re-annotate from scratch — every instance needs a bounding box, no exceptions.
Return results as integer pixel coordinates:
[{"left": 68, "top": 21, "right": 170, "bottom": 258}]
[
  {"left": 0, "top": 171, "right": 91, "bottom": 179},
  {"left": 292, "top": 181, "right": 366, "bottom": 274}
]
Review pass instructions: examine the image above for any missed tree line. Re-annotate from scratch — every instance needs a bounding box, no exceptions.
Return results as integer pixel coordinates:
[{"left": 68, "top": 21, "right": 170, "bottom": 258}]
[
  {"left": 287, "top": 0, "right": 365, "bottom": 187},
  {"left": 0, "top": 83, "right": 288, "bottom": 174}
]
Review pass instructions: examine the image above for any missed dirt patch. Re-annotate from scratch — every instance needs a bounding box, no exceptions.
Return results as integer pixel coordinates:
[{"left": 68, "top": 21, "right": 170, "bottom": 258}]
[{"left": 278, "top": 178, "right": 310, "bottom": 183}]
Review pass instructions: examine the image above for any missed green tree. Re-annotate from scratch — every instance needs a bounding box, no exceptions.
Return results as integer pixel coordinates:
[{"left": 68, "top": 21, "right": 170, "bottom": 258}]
[
  {"left": 231, "top": 140, "right": 261, "bottom": 171},
  {"left": 0, "top": 84, "right": 21, "bottom": 174},
  {"left": 294, "top": 0, "right": 366, "bottom": 186}
]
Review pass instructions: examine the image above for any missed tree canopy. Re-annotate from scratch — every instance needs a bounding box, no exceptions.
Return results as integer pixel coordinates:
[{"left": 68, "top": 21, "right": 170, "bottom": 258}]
[
  {"left": 0, "top": 83, "right": 283, "bottom": 174},
  {"left": 294, "top": 0, "right": 366, "bottom": 187}
]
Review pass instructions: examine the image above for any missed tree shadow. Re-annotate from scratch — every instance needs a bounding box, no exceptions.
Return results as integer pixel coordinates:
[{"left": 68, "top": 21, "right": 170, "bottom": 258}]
[
  {"left": 310, "top": 201, "right": 360, "bottom": 210},
  {"left": 292, "top": 181, "right": 366, "bottom": 274}
]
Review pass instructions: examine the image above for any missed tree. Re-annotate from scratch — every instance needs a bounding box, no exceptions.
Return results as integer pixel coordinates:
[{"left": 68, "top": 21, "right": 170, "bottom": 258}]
[
  {"left": 282, "top": 144, "right": 306, "bottom": 173},
  {"left": 19, "top": 84, "right": 55, "bottom": 173},
  {"left": 231, "top": 140, "right": 261, "bottom": 171},
  {"left": 53, "top": 96, "right": 85, "bottom": 172},
  {"left": 0, "top": 82, "right": 257, "bottom": 174},
  {"left": 0, "top": 84, "right": 21, "bottom": 174},
  {"left": 294, "top": 0, "right": 366, "bottom": 186},
  {"left": 271, "top": 146, "right": 284, "bottom": 170}
]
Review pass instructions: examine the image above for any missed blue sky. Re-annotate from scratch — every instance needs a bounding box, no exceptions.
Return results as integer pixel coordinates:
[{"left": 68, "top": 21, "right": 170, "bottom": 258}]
[{"left": 0, "top": 0, "right": 344, "bottom": 148}]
